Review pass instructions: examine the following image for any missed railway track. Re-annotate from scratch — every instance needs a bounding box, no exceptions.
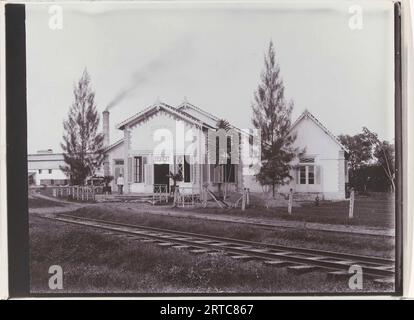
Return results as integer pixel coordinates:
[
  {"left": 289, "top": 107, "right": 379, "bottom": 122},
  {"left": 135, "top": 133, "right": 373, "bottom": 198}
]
[{"left": 39, "top": 213, "right": 395, "bottom": 283}]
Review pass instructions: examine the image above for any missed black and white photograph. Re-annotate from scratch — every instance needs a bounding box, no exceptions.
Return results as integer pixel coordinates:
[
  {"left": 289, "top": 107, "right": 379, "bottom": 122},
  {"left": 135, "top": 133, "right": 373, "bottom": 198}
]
[{"left": 18, "top": 0, "right": 400, "bottom": 296}]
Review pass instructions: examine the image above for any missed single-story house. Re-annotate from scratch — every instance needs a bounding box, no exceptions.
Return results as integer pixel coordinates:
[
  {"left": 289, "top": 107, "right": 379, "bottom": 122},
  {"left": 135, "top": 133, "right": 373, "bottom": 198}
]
[{"left": 101, "top": 100, "right": 349, "bottom": 200}]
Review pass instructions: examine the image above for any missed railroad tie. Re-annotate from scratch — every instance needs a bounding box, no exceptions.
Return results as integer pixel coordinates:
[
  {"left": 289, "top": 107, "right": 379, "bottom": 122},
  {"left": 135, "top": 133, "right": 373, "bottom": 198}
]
[
  {"left": 193, "top": 240, "right": 216, "bottom": 244},
  {"left": 263, "top": 260, "right": 294, "bottom": 268},
  {"left": 156, "top": 242, "right": 175, "bottom": 247},
  {"left": 249, "top": 248, "right": 270, "bottom": 253},
  {"left": 190, "top": 249, "right": 210, "bottom": 254},
  {"left": 373, "top": 277, "right": 394, "bottom": 285},
  {"left": 172, "top": 245, "right": 191, "bottom": 249},
  {"left": 287, "top": 265, "right": 320, "bottom": 275},
  {"left": 210, "top": 242, "right": 231, "bottom": 246},
  {"left": 326, "top": 270, "right": 350, "bottom": 281},
  {"left": 229, "top": 255, "right": 256, "bottom": 261},
  {"left": 141, "top": 239, "right": 156, "bottom": 243}
]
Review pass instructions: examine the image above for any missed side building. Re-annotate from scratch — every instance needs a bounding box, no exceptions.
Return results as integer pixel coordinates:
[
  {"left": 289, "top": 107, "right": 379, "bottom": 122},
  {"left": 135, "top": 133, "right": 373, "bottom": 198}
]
[{"left": 28, "top": 150, "right": 68, "bottom": 186}]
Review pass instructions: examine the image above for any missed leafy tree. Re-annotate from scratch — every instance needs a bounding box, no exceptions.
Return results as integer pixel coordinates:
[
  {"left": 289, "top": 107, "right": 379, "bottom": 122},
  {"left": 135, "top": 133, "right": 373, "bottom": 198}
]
[
  {"left": 251, "top": 41, "right": 298, "bottom": 197},
  {"left": 60, "top": 69, "right": 105, "bottom": 185},
  {"left": 339, "top": 129, "right": 395, "bottom": 192},
  {"left": 363, "top": 127, "right": 395, "bottom": 192},
  {"left": 215, "top": 119, "right": 234, "bottom": 200},
  {"left": 338, "top": 133, "right": 372, "bottom": 171}
]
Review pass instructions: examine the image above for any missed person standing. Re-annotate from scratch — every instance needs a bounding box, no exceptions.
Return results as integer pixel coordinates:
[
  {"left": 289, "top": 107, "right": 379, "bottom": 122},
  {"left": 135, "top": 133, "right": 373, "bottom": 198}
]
[{"left": 117, "top": 173, "right": 124, "bottom": 195}]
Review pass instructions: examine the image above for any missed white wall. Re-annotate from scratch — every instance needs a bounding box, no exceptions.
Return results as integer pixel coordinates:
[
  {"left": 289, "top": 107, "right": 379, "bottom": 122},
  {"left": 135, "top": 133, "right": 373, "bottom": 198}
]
[
  {"left": 243, "top": 115, "right": 346, "bottom": 200},
  {"left": 126, "top": 110, "right": 205, "bottom": 193},
  {"left": 28, "top": 168, "right": 68, "bottom": 185}
]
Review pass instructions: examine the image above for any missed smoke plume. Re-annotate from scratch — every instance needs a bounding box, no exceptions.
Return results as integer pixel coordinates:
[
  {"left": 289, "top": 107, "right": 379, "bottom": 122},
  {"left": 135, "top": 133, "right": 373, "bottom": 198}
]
[{"left": 106, "top": 37, "right": 193, "bottom": 111}]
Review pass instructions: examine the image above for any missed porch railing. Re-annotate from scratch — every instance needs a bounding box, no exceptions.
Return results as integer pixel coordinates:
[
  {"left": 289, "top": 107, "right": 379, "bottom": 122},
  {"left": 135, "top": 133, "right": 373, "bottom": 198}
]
[
  {"left": 153, "top": 184, "right": 168, "bottom": 204},
  {"left": 174, "top": 186, "right": 200, "bottom": 207}
]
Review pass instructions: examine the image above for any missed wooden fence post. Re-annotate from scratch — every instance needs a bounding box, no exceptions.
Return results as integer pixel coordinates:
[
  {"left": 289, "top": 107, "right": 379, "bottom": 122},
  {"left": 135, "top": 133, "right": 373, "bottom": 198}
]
[
  {"left": 241, "top": 188, "right": 246, "bottom": 211},
  {"left": 202, "top": 187, "right": 207, "bottom": 208},
  {"left": 246, "top": 188, "right": 250, "bottom": 206},
  {"left": 349, "top": 189, "right": 355, "bottom": 219},
  {"left": 288, "top": 188, "right": 293, "bottom": 215}
]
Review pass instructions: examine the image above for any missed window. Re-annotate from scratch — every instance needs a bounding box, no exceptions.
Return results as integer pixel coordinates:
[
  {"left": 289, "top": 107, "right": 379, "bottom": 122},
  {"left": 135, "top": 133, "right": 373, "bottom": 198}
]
[
  {"left": 174, "top": 156, "right": 191, "bottom": 183},
  {"left": 176, "top": 156, "right": 183, "bottom": 180},
  {"left": 38, "top": 169, "right": 42, "bottom": 174},
  {"left": 300, "top": 166, "right": 307, "bottom": 184},
  {"left": 299, "top": 166, "right": 315, "bottom": 185},
  {"left": 184, "top": 156, "right": 191, "bottom": 183},
  {"left": 114, "top": 159, "right": 124, "bottom": 165},
  {"left": 48, "top": 169, "right": 52, "bottom": 174},
  {"left": 224, "top": 164, "right": 235, "bottom": 183},
  {"left": 308, "top": 166, "right": 314, "bottom": 184},
  {"left": 134, "top": 156, "right": 143, "bottom": 183},
  {"left": 299, "top": 156, "right": 315, "bottom": 185}
]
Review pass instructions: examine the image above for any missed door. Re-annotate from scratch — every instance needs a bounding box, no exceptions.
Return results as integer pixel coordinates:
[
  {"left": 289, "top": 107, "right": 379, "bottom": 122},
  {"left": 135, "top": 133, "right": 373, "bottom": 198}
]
[
  {"left": 153, "top": 164, "right": 170, "bottom": 193},
  {"left": 113, "top": 159, "right": 124, "bottom": 191}
]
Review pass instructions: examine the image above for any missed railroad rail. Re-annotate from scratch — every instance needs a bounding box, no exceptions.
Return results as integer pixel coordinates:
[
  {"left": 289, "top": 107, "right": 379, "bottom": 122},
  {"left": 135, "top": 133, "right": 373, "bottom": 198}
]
[{"left": 39, "top": 213, "right": 395, "bottom": 283}]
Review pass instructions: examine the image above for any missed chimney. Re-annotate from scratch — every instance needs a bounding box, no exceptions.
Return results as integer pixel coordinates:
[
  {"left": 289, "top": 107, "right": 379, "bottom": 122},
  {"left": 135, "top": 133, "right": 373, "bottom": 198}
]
[{"left": 103, "top": 109, "right": 110, "bottom": 147}]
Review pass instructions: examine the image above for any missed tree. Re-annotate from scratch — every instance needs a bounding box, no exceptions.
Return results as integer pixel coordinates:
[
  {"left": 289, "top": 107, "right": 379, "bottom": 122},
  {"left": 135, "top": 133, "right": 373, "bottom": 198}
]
[
  {"left": 338, "top": 133, "right": 372, "bottom": 171},
  {"left": 60, "top": 69, "right": 105, "bottom": 185},
  {"left": 215, "top": 119, "right": 233, "bottom": 200},
  {"left": 339, "top": 129, "right": 395, "bottom": 193},
  {"left": 251, "top": 41, "right": 298, "bottom": 197},
  {"left": 363, "top": 127, "right": 395, "bottom": 192}
]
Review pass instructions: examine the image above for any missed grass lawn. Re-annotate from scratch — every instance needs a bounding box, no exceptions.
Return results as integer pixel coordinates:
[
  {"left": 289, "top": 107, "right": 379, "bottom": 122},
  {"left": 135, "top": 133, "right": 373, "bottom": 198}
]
[
  {"left": 186, "top": 193, "right": 395, "bottom": 228},
  {"left": 28, "top": 197, "right": 66, "bottom": 208},
  {"left": 69, "top": 205, "right": 395, "bottom": 259},
  {"left": 29, "top": 214, "right": 393, "bottom": 294},
  {"left": 32, "top": 187, "right": 55, "bottom": 198}
]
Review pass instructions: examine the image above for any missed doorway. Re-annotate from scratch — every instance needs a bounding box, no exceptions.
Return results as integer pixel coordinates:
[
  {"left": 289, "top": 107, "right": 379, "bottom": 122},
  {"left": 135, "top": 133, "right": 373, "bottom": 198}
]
[{"left": 153, "top": 164, "right": 170, "bottom": 193}]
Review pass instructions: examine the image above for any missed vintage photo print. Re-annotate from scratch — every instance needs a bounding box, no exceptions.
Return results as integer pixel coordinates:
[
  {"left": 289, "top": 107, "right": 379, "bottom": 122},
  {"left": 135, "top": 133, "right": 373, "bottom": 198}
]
[{"left": 7, "top": 0, "right": 400, "bottom": 296}]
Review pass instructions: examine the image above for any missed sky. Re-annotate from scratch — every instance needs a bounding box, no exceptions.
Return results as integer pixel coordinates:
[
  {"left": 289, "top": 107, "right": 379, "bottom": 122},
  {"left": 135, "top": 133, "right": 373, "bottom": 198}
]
[{"left": 26, "top": 0, "right": 395, "bottom": 153}]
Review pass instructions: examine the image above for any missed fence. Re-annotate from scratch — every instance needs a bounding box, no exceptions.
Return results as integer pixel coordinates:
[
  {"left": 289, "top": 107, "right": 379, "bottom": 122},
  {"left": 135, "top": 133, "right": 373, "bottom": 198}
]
[
  {"left": 174, "top": 186, "right": 200, "bottom": 207},
  {"left": 52, "top": 186, "right": 99, "bottom": 202},
  {"left": 153, "top": 184, "right": 169, "bottom": 204}
]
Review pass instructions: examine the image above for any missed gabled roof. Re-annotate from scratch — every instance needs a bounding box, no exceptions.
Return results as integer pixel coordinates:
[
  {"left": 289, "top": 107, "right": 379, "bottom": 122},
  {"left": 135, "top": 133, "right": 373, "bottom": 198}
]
[
  {"left": 104, "top": 138, "right": 124, "bottom": 152},
  {"left": 290, "top": 110, "right": 349, "bottom": 153},
  {"left": 116, "top": 101, "right": 215, "bottom": 130},
  {"left": 178, "top": 101, "right": 252, "bottom": 138},
  {"left": 177, "top": 101, "right": 220, "bottom": 123}
]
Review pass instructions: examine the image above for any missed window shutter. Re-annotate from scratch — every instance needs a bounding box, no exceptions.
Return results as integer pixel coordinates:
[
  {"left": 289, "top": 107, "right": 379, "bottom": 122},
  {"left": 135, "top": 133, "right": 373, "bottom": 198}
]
[
  {"left": 315, "top": 165, "right": 321, "bottom": 184},
  {"left": 190, "top": 164, "right": 194, "bottom": 183},
  {"left": 132, "top": 158, "right": 137, "bottom": 183},
  {"left": 234, "top": 164, "right": 238, "bottom": 183},
  {"left": 202, "top": 164, "right": 207, "bottom": 183},
  {"left": 145, "top": 164, "right": 153, "bottom": 185},
  {"left": 144, "top": 164, "right": 149, "bottom": 185},
  {"left": 210, "top": 164, "right": 215, "bottom": 182},
  {"left": 142, "top": 157, "right": 146, "bottom": 182},
  {"left": 128, "top": 157, "right": 133, "bottom": 183},
  {"left": 295, "top": 168, "right": 300, "bottom": 184}
]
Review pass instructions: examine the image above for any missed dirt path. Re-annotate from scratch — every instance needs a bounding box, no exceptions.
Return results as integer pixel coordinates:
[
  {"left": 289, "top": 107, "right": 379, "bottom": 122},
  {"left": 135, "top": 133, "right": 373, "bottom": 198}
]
[
  {"left": 29, "top": 192, "right": 394, "bottom": 237},
  {"left": 29, "top": 192, "right": 92, "bottom": 214},
  {"left": 106, "top": 202, "right": 395, "bottom": 237}
]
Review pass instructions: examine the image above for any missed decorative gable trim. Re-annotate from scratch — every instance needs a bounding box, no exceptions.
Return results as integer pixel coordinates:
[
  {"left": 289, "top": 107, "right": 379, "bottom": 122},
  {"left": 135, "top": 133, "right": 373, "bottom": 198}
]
[
  {"left": 116, "top": 102, "right": 206, "bottom": 130},
  {"left": 290, "top": 110, "right": 349, "bottom": 153}
]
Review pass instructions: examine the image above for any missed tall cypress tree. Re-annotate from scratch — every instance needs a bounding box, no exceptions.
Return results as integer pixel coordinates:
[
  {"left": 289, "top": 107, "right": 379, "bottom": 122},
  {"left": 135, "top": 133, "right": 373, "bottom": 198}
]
[
  {"left": 252, "top": 41, "right": 298, "bottom": 197},
  {"left": 61, "top": 69, "right": 104, "bottom": 185}
]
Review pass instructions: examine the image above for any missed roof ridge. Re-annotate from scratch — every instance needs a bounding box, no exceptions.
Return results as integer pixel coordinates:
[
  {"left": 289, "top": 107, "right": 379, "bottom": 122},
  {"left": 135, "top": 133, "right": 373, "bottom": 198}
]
[
  {"left": 291, "top": 110, "right": 349, "bottom": 153},
  {"left": 178, "top": 101, "right": 220, "bottom": 122},
  {"left": 116, "top": 101, "right": 209, "bottom": 130}
]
